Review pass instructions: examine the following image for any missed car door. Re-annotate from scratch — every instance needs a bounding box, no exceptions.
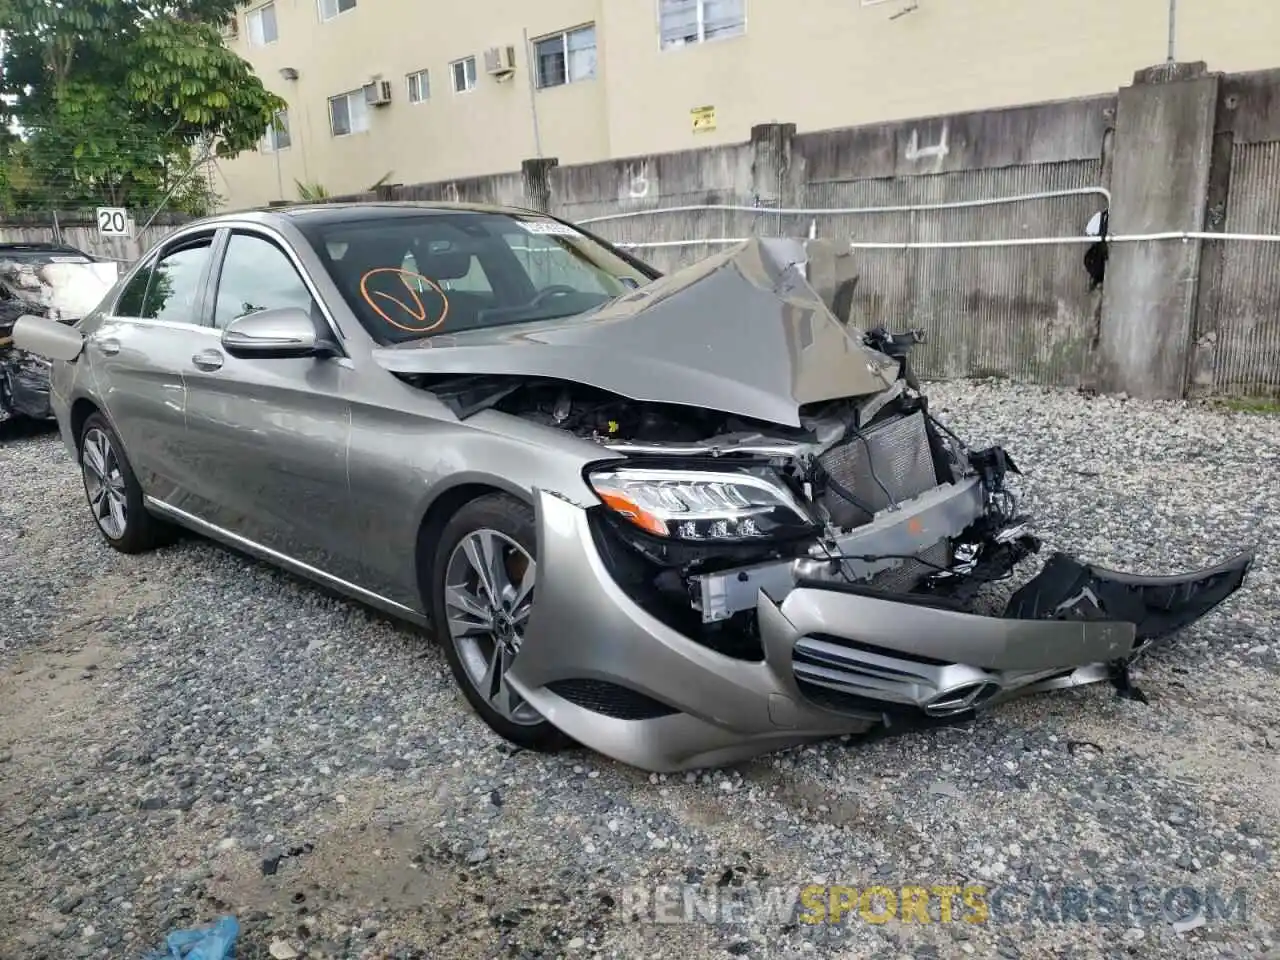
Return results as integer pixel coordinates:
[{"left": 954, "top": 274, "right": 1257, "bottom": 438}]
[
  {"left": 179, "top": 226, "right": 367, "bottom": 587},
  {"left": 85, "top": 231, "right": 217, "bottom": 504}
]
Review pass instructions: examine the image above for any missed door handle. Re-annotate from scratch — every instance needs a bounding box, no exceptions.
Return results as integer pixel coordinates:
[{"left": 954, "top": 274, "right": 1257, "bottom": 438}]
[
  {"left": 192, "top": 349, "right": 224, "bottom": 372},
  {"left": 96, "top": 337, "right": 120, "bottom": 356}
]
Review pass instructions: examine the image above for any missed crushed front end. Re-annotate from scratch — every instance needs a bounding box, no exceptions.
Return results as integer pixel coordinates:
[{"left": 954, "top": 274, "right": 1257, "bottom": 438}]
[
  {"left": 502, "top": 330, "right": 1252, "bottom": 772},
  {"left": 397, "top": 235, "right": 1253, "bottom": 772},
  {"left": 0, "top": 257, "right": 116, "bottom": 421}
]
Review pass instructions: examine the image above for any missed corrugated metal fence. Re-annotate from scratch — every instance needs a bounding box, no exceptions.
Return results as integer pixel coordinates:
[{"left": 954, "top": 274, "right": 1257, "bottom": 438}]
[{"left": 1211, "top": 140, "right": 1280, "bottom": 397}]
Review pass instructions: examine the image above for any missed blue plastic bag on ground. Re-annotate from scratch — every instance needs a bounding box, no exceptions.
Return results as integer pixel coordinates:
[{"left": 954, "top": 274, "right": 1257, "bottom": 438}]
[{"left": 146, "top": 915, "right": 239, "bottom": 959}]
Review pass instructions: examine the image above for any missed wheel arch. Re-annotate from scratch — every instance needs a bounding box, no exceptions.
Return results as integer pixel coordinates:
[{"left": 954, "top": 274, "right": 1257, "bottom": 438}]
[
  {"left": 69, "top": 396, "right": 103, "bottom": 451},
  {"left": 414, "top": 478, "right": 535, "bottom": 623}
]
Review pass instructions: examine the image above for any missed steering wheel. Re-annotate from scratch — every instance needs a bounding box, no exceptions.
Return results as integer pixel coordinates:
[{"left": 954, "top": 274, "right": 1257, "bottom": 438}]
[{"left": 528, "top": 284, "right": 578, "bottom": 308}]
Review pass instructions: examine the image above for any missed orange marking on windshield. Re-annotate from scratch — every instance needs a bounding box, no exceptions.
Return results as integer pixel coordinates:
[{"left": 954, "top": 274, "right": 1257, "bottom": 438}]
[{"left": 358, "top": 268, "right": 450, "bottom": 333}]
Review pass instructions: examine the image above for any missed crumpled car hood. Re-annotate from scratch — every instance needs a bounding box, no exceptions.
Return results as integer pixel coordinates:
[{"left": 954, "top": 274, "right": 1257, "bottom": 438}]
[
  {"left": 0, "top": 259, "right": 119, "bottom": 321},
  {"left": 371, "top": 237, "right": 898, "bottom": 427}
]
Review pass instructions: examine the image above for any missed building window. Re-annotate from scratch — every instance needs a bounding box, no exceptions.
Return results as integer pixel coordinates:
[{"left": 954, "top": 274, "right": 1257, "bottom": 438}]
[
  {"left": 317, "top": 0, "right": 356, "bottom": 23},
  {"left": 406, "top": 69, "right": 430, "bottom": 104},
  {"left": 328, "top": 90, "right": 369, "bottom": 137},
  {"left": 534, "top": 24, "right": 597, "bottom": 89},
  {"left": 245, "top": 2, "right": 278, "bottom": 46},
  {"left": 659, "top": 0, "right": 745, "bottom": 49},
  {"left": 451, "top": 57, "right": 477, "bottom": 93},
  {"left": 261, "top": 110, "right": 291, "bottom": 152}
]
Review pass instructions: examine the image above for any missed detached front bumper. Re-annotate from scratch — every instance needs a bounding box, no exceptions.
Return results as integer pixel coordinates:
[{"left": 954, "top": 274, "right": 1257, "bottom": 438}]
[
  {"left": 511, "top": 490, "right": 1253, "bottom": 773},
  {"left": 0, "top": 350, "right": 55, "bottom": 420}
]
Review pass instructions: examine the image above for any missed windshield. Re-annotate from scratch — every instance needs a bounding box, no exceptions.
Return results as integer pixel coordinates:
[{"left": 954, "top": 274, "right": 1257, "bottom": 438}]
[{"left": 297, "top": 212, "right": 655, "bottom": 344}]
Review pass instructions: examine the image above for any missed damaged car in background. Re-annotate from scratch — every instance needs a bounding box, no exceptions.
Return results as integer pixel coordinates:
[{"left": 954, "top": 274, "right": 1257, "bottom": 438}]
[
  {"left": 13, "top": 203, "right": 1254, "bottom": 772},
  {"left": 0, "top": 242, "right": 118, "bottom": 421}
]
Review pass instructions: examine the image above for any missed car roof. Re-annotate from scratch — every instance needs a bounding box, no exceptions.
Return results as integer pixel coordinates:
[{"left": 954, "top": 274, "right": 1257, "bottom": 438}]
[{"left": 198, "top": 200, "right": 550, "bottom": 231}]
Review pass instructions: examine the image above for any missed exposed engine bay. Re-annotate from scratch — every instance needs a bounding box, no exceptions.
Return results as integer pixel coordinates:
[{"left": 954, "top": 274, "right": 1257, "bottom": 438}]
[{"left": 407, "top": 324, "right": 1030, "bottom": 590}]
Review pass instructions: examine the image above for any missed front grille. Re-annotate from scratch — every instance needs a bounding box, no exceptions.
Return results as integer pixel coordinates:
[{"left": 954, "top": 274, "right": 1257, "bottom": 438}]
[
  {"left": 791, "top": 633, "right": 1000, "bottom": 719},
  {"left": 546, "top": 679, "right": 679, "bottom": 721},
  {"left": 818, "top": 411, "right": 939, "bottom": 528}
]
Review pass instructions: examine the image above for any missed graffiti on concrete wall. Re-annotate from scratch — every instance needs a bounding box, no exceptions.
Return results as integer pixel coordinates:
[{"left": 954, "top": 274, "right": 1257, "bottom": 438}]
[
  {"left": 903, "top": 123, "right": 949, "bottom": 170},
  {"left": 620, "top": 161, "right": 655, "bottom": 203}
]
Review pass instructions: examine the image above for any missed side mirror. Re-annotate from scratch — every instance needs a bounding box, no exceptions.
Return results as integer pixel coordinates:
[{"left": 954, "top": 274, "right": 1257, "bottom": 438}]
[
  {"left": 12, "top": 314, "right": 85, "bottom": 362},
  {"left": 221, "top": 307, "right": 338, "bottom": 360}
]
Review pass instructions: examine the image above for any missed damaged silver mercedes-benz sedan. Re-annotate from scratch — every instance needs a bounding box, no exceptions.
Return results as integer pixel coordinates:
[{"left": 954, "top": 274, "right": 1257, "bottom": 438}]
[{"left": 14, "top": 202, "right": 1253, "bottom": 772}]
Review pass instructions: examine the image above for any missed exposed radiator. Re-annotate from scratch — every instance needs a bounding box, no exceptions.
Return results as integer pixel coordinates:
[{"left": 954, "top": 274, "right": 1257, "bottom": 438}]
[
  {"left": 817, "top": 410, "right": 939, "bottom": 529},
  {"left": 869, "top": 537, "right": 952, "bottom": 592}
]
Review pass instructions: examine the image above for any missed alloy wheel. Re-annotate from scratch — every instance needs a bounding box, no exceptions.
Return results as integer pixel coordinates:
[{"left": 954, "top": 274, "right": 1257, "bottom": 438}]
[
  {"left": 443, "top": 528, "right": 541, "bottom": 725},
  {"left": 81, "top": 426, "right": 128, "bottom": 539}
]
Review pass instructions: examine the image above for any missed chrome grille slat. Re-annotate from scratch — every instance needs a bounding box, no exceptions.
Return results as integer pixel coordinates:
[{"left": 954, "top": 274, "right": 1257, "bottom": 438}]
[{"left": 792, "top": 634, "right": 1003, "bottom": 717}]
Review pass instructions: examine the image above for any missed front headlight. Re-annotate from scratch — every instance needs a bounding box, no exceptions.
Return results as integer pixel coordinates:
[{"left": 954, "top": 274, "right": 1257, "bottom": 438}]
[{"left": 586, "top": 464, "right": 817, "bottom": 542}]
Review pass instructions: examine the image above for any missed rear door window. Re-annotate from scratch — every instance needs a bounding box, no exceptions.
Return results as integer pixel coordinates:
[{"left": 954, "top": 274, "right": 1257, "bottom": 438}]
[
  {"left": 119, "top": 238, "right": 214, "bottom": 324},
  {"left": 114, "top": 259, "right": 156, "bottom": 317}
]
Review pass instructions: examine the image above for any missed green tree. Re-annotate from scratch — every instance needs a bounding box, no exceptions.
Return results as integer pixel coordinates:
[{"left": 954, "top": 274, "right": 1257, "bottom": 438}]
[{"left": 0, "top": 0, "right": 285, "bottom": 215}]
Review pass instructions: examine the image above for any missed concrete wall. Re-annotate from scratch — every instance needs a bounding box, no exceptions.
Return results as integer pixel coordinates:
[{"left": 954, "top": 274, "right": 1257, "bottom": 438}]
[{"left": 532, "top": 99, "right": 1118, "bottom": 387}]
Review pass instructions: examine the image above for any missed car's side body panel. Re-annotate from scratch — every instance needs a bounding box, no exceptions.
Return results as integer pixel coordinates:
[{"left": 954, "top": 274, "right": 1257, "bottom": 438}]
[
  {"left": 85, "top": 317, "right": 192, "bottom": 502},
  {"left": 345, "top": 382, "right": 620, "bottom": 613},
  {"left": 179, "top": 350, "right": 362, "bottom": 584},
  {"left": 171, "top": 224, "right": 368, "bottom": 585}
]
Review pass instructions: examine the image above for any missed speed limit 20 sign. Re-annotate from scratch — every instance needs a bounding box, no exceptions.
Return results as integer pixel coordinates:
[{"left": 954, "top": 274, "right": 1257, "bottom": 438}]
[{"left": 96, "top": 207, "right": 131, "bottom": 237}]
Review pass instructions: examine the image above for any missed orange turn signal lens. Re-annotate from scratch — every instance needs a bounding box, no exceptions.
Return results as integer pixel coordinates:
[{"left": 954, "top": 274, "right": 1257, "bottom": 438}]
[{"left": 597, "top": 492, "right": 669, "bottom": 537}]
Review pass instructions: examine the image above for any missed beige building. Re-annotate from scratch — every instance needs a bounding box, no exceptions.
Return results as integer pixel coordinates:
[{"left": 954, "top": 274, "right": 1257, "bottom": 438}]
[{"left": 217, "top": 0, "right": 1279, "bottom": 209}]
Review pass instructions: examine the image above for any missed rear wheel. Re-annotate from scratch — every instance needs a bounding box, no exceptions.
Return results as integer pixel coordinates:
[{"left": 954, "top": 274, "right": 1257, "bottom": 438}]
[
  {"left": 78, "top": 412, "right": 174, "bottom": 554},
  {"left": 429, "top": 494, "right": 570, "bottom": 753}
]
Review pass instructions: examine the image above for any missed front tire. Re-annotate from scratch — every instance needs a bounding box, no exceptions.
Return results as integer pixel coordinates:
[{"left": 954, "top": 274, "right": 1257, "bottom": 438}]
[
  {"left": 78, "top": 412, "right": 174, "bottom": 554},
  {"left": 429, "top": 493, "right": 570, "bottom": 753}
]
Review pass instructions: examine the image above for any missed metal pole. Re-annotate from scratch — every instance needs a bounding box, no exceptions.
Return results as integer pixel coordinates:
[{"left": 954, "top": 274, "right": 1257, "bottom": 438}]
[
  {"left": 523, "top": 27, "right": 544, "bottom": 158},
  {"left": 576, "top": 187, "right": 1114, "bottom": 225},
  {"left": 611, "top": 231, "right": 1280, "bottom": 252},
  {"left": 138, "top": 141, "right": 214, "bottom": 234},
  {"left": 1167, "top": 0, "right": 1178, "bottom": 62}
]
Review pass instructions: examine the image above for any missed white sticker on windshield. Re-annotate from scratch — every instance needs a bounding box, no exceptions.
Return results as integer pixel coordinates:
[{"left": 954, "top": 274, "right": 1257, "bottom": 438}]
[
  {"left": 51, "top": 256, "right": 92, "bottom": 264},
  {"left": 516, "top": 219, "right": 580, "bottom": 237}
]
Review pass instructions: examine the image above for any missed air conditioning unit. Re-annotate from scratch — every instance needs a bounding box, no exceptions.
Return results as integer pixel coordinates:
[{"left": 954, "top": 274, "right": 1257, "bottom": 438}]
[
  {"left": 363, "top": 79, "right": 393, "bottom": 106},
  {"left": 483, "top": 45, "right": 517, "bottom": 77}
]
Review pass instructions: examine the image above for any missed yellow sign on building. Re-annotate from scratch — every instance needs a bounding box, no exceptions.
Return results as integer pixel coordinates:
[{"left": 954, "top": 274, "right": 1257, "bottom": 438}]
[{"left": 691, "top": 105, "right": 716, "bottom": 132}]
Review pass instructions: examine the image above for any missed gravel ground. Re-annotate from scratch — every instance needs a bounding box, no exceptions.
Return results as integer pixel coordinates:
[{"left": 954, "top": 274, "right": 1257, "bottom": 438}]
[{"left": 1, "top": 382, "right": 1278, "bottom": 960}]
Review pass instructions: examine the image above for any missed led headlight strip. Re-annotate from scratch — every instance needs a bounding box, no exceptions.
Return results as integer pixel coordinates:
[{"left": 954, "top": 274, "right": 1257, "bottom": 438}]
[{"left": 587, "top": 465, "right": 816, "bottom": 542}]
